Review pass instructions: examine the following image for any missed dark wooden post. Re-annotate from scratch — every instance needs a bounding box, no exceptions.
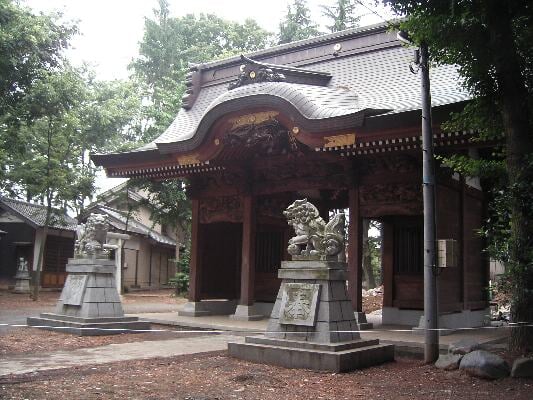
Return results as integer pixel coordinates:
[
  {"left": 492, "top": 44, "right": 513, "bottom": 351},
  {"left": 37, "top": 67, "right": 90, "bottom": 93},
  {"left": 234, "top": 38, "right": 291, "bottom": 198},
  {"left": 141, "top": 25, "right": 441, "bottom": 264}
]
[
  {"left": 382, "top": 219, "right": 394, "bottom": 308},
  {"left": 460, "top": 178, "right": 467, "bottom": 310},
  {"left": 188, "top": 199, "right": 202, "bottom": 302},
  {"left": 239, "top": 194, "right": 256, "bottom": 306},
  {"left": 348, "top": 186, "right": 363, "bottom": 312}
]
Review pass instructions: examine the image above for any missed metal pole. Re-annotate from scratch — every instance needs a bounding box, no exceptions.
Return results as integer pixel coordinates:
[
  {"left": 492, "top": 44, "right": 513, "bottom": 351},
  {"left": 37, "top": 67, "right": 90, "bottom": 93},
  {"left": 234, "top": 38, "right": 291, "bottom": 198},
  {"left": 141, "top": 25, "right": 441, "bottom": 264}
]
[{"left": 420, "top": 42, "right": 439, "bottom": 363}]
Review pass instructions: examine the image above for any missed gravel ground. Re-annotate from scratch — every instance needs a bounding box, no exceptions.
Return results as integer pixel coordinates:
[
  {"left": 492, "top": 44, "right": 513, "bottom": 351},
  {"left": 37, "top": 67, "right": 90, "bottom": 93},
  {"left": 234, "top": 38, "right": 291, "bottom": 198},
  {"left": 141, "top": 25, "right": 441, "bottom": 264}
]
[
  {"left": 0, "top": 289, "right": 189, "bottom": 353},
  {"left": 1, "top": 352, "right": 531, "bottom": 400},
  {"left": 0, "top": 325, "right": 204, "bottom": 357}
]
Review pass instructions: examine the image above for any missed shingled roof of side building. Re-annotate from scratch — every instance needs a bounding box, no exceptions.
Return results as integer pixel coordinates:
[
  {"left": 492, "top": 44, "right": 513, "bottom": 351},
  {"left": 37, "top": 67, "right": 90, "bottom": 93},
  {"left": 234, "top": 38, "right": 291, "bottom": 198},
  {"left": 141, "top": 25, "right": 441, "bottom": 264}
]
[
  {"left": 0, "top": 196, "right": 78, "bottom": 231},
  {"left": 92, "top": 21, "right": 469, "bottom": 167}
]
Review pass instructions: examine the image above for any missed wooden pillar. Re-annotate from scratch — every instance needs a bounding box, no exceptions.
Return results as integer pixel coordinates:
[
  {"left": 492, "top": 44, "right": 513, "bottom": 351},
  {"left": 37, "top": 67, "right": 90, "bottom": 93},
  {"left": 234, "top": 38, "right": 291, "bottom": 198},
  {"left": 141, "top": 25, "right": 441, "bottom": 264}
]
[
  {"left": 382, "top": 219, "right": 394, "bottom": 308},
  {"left": 460, "top": 178, "right": 468, "bottom": 309},
  {"left": 188, "top": 199, "right": 202, "bottom": 302},
  {"left": 348, "top": 186, "right": 363, "bottom": 312},
  {"left": 239, "top": 194, "right": 256, "bottom": 306}
]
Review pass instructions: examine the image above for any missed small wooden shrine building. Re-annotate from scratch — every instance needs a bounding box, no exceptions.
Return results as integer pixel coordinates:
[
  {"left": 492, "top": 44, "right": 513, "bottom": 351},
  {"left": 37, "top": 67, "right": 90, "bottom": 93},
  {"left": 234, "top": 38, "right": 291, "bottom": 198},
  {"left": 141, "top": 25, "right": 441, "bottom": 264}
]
[{"left": 93, "top": 23, "right": 490, "bottom": 327}]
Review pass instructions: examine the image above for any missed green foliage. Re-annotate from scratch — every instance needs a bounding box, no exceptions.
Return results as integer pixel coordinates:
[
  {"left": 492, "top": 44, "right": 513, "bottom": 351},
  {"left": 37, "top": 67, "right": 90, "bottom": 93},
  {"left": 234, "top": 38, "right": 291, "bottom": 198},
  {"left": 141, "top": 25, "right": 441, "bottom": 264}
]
[
  {"left": 169, "top": 247, "right": 190, "bottom": 294},
  {"left": 130, "top": 1, "right": 272, "bottom": 142},
  {"left": 0, "top": 0, "right": 143, "bottom": 218},
  {"left": 132, "top": 178, "right": 191, "bottom": 244},
  {"left": 384, "top": 0, "right": 533, "bottom": 350},
  {"left": 0, "top": 0, "right": 77, "bottom": 120},
  {"left": 127, "top": 2, "right": 272, "bottom": 252},
  {"left": 278, "top": 0, "right": 321, "bottom": 44},
  {"left": 321, "top": 0, "right": 361, "bottom": 33}
]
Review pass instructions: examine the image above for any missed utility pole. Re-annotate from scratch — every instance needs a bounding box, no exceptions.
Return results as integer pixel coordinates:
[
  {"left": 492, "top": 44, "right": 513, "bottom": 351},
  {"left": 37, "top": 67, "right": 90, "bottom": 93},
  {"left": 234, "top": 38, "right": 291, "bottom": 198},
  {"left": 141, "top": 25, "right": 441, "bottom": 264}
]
[{"left": 420, "top": 42, "right": 439, "bottom": 363}]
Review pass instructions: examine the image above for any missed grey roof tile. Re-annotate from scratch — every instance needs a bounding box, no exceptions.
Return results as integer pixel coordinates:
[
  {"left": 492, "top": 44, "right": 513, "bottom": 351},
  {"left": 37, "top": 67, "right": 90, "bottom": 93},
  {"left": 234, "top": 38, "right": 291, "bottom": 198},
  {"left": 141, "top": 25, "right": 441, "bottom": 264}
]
[
  {"left": 90, "top": 205, "right": 176, "bottom": 247},
  {"left": 0, "top": 196, "right": 77, "bottom": 231}
]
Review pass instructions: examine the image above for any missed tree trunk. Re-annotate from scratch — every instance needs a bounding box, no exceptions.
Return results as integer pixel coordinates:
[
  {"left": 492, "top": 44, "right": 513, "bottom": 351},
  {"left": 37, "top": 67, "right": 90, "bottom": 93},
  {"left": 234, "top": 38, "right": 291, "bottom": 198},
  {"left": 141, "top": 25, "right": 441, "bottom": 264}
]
[
  {"left": 362, "top": 219, "right": 376, "bottom": 289},
  {"left": 487, "top": 3, "right": 533, "bottom": 351}
]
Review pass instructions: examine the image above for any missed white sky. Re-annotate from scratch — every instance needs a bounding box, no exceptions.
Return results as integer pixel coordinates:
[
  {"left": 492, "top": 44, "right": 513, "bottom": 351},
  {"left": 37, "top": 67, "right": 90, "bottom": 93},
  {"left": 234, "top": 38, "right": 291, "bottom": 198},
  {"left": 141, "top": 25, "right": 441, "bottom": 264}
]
[
  {"left": 23, "top": 0, "right": 395, "bottom": 195},
  {"left": 25, "top": 0, "right": 395, "bottom": 81}
]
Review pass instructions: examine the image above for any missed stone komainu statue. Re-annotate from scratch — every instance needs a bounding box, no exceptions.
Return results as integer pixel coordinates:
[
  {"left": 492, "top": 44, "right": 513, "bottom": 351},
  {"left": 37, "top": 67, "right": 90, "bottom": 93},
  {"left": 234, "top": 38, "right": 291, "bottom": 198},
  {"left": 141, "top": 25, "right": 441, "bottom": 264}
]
[
  {"left": 75, "top": 213, "right": 110, "bottom": 259},
  {"left": 283, "top": 199, "right": 345, "bottom": 260}
]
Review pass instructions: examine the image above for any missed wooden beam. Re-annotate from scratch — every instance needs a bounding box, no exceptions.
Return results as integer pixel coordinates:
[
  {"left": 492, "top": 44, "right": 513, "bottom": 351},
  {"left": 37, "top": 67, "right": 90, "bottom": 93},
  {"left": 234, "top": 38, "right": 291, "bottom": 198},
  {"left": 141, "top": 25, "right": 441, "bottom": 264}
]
[
  {"left": 188, "top": 199, "right": 202, "bottom": 302},
  {"left": 348, "top": 186, "right": 362, "bottom": 312},
  {"left": 239, "top": 194, "right": 256, "bottom": 306}
]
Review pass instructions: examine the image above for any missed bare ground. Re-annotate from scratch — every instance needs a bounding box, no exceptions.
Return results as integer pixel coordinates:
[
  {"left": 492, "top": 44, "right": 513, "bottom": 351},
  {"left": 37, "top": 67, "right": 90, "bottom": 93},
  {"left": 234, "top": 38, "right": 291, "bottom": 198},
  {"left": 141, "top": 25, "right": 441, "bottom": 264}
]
[{"left": 1, "top": 352, "right": 531, "bottom": 400}]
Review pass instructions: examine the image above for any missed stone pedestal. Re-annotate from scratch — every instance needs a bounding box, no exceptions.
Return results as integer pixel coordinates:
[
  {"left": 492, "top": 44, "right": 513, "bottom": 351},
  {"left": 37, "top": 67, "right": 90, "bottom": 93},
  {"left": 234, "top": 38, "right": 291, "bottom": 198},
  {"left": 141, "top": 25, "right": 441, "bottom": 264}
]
[
  {"left": 231, "top": 304, "right": 263, "bottom": 321},
  {"left": 228, "top": 260, "right": 394, "bottom": 372},
  {"left": 27, "top": 258, "right": 150, "bottom": 336},
  {"left": 354, "top": 311, "right": 373, "bottom": 330},
  {"left": 12, "top": 270, "right": 31, "bottom": 294}
]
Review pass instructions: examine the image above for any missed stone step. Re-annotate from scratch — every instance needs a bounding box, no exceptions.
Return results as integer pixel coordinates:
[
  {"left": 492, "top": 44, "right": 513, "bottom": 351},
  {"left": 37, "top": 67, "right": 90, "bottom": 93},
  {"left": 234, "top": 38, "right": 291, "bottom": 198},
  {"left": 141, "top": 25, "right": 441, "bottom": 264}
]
[
  {"left": 228, "top": 340, "right": 395, "bottom": 372},
  {"left": 246, "top": 336, "right": 379, "bottom": 352},
  {"left": 27, "top": 316, "right": 150, "bottom": 336}
]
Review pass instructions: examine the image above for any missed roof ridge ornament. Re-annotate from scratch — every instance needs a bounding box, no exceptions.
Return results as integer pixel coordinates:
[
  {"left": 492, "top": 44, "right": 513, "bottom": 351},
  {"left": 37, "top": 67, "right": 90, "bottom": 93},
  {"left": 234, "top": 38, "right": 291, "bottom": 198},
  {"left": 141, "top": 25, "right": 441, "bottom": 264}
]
[{"left": 228, "top": 55, "right": 331, "bottom": 90}]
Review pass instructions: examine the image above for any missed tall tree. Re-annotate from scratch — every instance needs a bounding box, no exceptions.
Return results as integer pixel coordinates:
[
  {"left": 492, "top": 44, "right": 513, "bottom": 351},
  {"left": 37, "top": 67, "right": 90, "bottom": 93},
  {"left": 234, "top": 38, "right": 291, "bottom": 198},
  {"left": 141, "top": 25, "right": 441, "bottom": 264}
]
[
  {"left": 130, "top": 2, "right": 272, "bottom": 259},
  {"left": 131, "top": 1, "right": 272, "bottom": 141},
  {"left": 321, "top": 0, "right": 361, "bottom": 33},
  {"left": 384, "top": 0, "right": 533, "bottom": 351},
  {"left": 0, "top": 0, "right": 76, "bottom": 120},
  {"left": 278, "top": 0, "right": 321, "bottom": 44}
]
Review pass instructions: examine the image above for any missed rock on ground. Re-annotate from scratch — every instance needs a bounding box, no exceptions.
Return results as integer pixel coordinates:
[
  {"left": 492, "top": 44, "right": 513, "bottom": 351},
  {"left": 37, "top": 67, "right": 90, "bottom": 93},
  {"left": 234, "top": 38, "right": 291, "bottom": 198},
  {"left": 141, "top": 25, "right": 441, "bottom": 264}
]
[
  {"left": 459, "top": 350, "right": 510, "bottom": 380},
  {"left": 449, "top": 338, "right": 481, "bottom": 355},
  {"left": 511, "top": 357, "right": 533, "bottom": 378},
  {"left": 435, "top": 354, "right": 463, "bottom": 370}
]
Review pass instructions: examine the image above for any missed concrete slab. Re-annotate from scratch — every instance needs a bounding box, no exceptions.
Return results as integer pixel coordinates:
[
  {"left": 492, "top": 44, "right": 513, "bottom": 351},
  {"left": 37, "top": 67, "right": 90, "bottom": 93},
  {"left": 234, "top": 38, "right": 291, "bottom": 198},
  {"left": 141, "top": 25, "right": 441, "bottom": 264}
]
[
  {"left": 0, "top": 334, "right": 243, "bottom": 377},
  {"left": 130, "top": 313, "right": 509, "bottom": 358}
]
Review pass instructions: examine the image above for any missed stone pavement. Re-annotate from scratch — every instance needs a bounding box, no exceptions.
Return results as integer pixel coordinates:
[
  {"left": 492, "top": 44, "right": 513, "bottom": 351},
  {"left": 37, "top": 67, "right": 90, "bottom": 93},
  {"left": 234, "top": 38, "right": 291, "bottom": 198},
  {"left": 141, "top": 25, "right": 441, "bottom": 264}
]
[
  {"left": 0, "top": 333, "right": 243, "bottom": 376},
  {"left": 132, "top": 312, "right": 509, "bottom": 357}
]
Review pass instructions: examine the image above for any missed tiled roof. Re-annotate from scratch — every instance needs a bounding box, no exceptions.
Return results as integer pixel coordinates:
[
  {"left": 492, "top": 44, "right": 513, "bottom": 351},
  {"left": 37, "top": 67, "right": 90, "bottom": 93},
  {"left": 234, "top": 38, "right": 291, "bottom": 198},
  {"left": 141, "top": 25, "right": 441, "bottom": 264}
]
[
  {"left": 89, "top": 205, "right": 176, "bottom": 247},
  {"left": 94, "top": 21, "right": 470, "bottom": 160},
  {"left": 0, "top": 197, "right": 77, "bottom": 231}
]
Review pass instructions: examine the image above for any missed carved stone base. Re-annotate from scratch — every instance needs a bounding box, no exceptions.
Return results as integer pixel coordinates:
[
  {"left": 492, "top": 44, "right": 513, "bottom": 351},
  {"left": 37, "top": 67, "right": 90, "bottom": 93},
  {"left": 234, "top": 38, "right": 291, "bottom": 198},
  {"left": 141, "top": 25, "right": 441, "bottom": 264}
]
[
  {"left": 27, "top": 314, "right": 150, "bottom": 336},
  {"left": 228, "top": 336, "right": 394, "bottom": 372},
  {"left": 229, "top": 260, "right": 394, "bottom": 371},
  {"left": 27, "top": 257, "right": 149, "bottom": 336},
  {"left": 178, "top": 301, "right": 212, "bottom": 317},
  {"left": 230, "top": 304, "right": 264, "bottom": 321},
  {"left": 12, "top": 273, "right": 30, "bottom": 294}
]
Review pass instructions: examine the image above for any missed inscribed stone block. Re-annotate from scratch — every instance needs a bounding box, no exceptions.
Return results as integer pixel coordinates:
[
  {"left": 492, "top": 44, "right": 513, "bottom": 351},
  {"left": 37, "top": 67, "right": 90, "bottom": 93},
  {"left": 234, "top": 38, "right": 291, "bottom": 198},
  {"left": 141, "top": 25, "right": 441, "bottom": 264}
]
[
  {"left": 279, "top": 283, "right": 320, "bottom": 327},
  {"left": 61, "top": 274, "right": 88, "bottom": 306}
]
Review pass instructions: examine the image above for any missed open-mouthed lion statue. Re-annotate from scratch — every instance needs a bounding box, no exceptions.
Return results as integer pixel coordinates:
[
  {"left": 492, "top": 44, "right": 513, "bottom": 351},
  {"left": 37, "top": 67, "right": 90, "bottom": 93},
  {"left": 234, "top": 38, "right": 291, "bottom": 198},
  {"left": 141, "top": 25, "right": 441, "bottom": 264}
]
[{"left": 283, "top": 199, "right": 345, "bottom": 260}]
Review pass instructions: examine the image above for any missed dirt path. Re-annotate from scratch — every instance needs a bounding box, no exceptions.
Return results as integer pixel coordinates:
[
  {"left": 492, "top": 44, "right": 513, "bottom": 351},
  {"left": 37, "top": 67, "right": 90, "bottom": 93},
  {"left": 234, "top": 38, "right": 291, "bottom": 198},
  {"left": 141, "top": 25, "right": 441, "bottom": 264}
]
[{"left": 1, "top": 352, "right": 531, "bottom": 400}]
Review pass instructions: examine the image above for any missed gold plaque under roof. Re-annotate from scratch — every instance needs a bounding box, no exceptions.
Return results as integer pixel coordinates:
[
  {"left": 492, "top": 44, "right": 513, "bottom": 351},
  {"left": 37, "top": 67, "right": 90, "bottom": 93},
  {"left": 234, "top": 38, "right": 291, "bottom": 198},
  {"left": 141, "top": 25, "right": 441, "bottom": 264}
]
[
  {"left": 228, "top": 111, "right": 279, "bottom": 130},
  {"left": 323, "top": 133, "right": 356, "bottom": 148},
  {"left": 177, "top": 153, "right": 201, "bottom": 166}
]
